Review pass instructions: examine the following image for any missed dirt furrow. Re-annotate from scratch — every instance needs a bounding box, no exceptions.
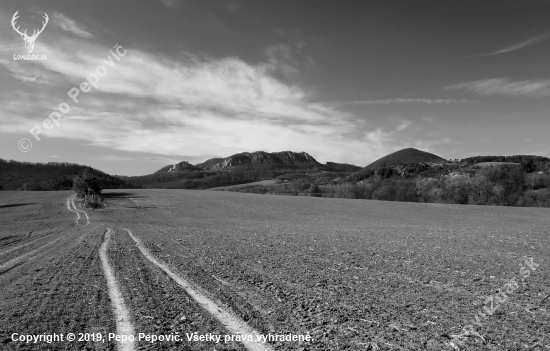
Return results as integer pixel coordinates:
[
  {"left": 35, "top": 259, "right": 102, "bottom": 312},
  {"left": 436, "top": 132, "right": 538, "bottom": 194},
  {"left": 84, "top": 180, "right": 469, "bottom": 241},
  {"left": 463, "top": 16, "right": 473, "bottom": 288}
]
[
  {"left": 99, "top": 228, "right": 136, "bottom": 351},
  {"left": 0, "top": 197, "right": 89, "bottom": 273},
  {"left": 0, "top": 234, "right": 69, "bottom": 275},
  {"left": 124, "top": 228, "right": 274, "bottom": 351},
  {"left": 0, "top": 225, "right": 116, "bottom": 351},
  {"left": 0, "top": 230, "right": 60, "bottom": 257}
]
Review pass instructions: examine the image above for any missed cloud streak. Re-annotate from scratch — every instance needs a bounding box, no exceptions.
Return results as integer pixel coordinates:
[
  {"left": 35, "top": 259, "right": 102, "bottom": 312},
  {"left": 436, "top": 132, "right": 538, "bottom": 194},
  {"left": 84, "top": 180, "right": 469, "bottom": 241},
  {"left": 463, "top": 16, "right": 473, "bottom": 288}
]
[
  {"left": 444, "top": 78, "right": 550, "bottom": 98},
  {"left": 12, "top": 74, "right": 51, "bottom": 85},
  {"left": 160, "top": 0, "right": 179, "bottom": 9},
  {"left": 50, "top": 12, "right": 93, "bottom": 39},
  {"left": 344, "top": 98, "right": 475, "bottom": 105},
  {"left": 472, "top": 34, "right": 549, "bottom": 57}
]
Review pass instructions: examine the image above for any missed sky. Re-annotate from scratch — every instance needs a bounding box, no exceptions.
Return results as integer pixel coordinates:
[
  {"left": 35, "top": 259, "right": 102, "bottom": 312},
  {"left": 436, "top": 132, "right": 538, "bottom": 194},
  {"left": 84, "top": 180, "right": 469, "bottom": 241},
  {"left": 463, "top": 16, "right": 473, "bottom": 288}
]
[{"left": 1, "top": 0, "right": 549, "bottom": 176}]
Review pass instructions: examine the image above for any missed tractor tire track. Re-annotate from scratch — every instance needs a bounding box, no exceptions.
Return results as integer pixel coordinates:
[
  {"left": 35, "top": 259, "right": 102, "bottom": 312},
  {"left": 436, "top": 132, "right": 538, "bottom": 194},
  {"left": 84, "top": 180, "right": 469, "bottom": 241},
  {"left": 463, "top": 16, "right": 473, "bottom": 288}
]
[
  {"left": 66, "top": 196, "right": 81, "bottom": 224},
  {"left": 71, "top": 196, "right": 91, "bottom": 225},
  {"left": 124, "top": 228, "right": 273, "bottom": 351},
  {"left": 99, "top": 228, "right": 135, "bottom": 351},
  {"left": 67, "top": 196, "right": 90, "bottom": 226}
]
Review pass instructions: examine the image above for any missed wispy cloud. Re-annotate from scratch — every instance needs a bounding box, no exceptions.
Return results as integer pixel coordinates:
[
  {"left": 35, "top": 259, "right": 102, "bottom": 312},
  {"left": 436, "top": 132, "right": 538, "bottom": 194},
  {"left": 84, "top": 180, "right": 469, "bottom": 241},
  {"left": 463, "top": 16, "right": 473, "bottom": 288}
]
[
  {"left": 396, "top": 120, "right": 411, "bottom": 131},
  {"left": 344, "top": 98, "right": 475, "bottom": 105},
  {"left": 444, "top": 78, "right": 550, "bottom": 98},
  {"left": 421, "top": 116, "right": 436, "bottom": 123},
  {"left": 0, "top": 13, "right": 463, "bottom": 169},
  {"left": 12, "top": 74, "right": 51, "bottom": 85},
  {"left": 0, "top": 35, "right": 425, "bottom": 165},
  {"left": 472, "top": 34, "right": 549, "bottom": 57},
  {"left": 50, "top": 12, "right": 93, "bottom": 39},
  {"left": 160, "top": 0, "right": 179, "bottom": 9},
  {"left": 225, "top": 1, "right": 240, "bottom": 14},
  {"left": 263, "top": 42, "right": 315, "bottom": 80}
]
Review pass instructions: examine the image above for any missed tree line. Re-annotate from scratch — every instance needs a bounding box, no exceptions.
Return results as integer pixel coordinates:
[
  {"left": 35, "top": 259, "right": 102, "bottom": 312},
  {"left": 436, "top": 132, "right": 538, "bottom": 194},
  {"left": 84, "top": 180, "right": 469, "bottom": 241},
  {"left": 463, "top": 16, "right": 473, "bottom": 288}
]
[
  {"left": 221, "top": 164, "right": 550, "bottom": 208},
  {"left": 0, "top": 159, "right": 138, "bottom": 191},
  {"left": 326, "top": 165, "right": 550, "bottom": 207}
]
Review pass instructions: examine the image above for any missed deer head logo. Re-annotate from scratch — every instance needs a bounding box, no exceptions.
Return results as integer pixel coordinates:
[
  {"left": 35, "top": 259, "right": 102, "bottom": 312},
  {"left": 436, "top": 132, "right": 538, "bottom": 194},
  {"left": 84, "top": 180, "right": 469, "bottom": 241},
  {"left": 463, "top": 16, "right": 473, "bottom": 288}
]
[{"left": 11, "top": 11, "right": 49, "bottom": 54}]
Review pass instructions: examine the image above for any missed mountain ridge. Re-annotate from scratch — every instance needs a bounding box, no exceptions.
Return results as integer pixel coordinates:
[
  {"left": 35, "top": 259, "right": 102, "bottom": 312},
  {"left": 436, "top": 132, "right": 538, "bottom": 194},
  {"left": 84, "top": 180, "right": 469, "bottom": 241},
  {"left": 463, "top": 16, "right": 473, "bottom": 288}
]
[
  {"left": 123, "top": 150, "right": 361, "bottom": 190},
  {"left": 158, "top": 151, "right": 330, "bottom": 173}
]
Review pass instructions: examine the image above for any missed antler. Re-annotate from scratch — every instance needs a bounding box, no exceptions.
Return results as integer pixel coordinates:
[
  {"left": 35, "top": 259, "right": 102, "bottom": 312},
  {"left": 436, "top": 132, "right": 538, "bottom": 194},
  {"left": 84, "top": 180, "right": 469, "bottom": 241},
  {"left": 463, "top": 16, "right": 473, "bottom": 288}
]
[
  {"left": 11, "top": 10, "right": 27, "bottom": 38},
  {"left": 30, "top": 13, "right": 49, "bottom": 39}
]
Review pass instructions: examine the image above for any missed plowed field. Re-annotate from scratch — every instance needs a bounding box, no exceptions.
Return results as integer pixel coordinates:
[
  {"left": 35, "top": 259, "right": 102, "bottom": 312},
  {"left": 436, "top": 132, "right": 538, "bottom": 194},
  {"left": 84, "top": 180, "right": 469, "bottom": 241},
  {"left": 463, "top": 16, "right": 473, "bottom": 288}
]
[{"left": 1, "top": 190, "right": 548, "bottom": 350}]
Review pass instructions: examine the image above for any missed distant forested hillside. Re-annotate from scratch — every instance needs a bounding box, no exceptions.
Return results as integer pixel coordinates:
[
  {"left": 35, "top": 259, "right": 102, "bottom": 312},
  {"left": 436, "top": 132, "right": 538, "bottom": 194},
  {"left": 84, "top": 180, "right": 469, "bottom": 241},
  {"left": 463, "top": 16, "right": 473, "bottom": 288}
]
[
  {"left": 217, "top": 153, "right": 550, "bottom": 208},
  {"left": 119, "top": 170, "right": 264, "bottom": 189},
  {"left": 0, "top": 159, "right": 140, "bottom": 191},
  {"left": 462, "top": 155, "right": 549, "bottom": 165}
]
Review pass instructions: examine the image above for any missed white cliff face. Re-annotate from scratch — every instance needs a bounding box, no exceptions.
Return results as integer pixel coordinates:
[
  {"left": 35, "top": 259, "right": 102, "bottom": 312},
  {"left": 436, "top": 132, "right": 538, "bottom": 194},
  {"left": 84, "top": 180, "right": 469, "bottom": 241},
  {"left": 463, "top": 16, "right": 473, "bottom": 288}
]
[
  {"left": 167, "top": 161, "right": 197, "bottom": 172},
  {"left": 158, "top": 151, "right": 324, "bottom": 174},
  {"left": 193, "top": 151, "right": 320, "bottom": 171}
]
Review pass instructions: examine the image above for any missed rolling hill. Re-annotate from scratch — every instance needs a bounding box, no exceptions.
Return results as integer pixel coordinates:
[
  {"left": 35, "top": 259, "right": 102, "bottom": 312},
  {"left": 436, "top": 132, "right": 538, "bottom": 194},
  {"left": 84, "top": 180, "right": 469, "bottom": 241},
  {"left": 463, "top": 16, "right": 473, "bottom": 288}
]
[{"left": 363, "top": 148, "right": 445, "bottom": 170}]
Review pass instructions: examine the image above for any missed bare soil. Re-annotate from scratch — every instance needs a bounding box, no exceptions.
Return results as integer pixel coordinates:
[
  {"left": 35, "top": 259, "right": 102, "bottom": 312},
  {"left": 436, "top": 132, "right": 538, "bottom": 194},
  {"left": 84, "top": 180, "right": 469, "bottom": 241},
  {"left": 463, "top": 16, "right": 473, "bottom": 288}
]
[{"left": 1, "top": 189, "right": 549, "bottom": 350}]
